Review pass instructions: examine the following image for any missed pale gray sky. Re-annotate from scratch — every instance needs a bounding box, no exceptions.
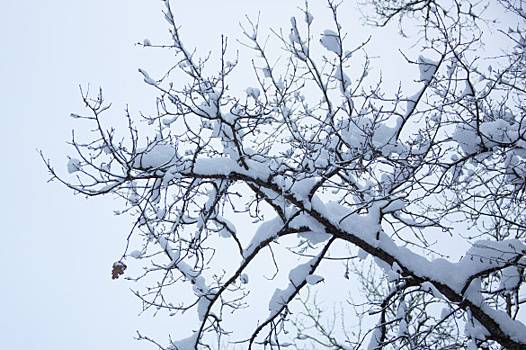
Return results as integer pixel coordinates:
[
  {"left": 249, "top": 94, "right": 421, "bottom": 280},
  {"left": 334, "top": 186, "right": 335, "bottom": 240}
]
[{"left": 1, "top": 1, "right": 517, "bottom": 349}]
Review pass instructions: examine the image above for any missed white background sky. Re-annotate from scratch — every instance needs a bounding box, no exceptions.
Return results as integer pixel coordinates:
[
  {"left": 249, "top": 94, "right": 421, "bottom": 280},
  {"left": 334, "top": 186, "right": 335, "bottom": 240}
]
[{"left": 0, "top": 1, "right": 517, "bottom": 349}]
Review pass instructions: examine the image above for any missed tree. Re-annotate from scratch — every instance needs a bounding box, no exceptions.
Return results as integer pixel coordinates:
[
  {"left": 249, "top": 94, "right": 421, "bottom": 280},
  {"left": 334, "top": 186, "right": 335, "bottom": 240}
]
[{"left": 43, "top": 0, "right": 526, "bottom": 349}]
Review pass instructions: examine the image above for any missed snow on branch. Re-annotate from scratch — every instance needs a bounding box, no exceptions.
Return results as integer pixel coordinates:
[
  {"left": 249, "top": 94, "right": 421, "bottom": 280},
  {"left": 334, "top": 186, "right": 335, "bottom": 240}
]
[{"left": 45, "top": 0, "right": 526, "bottom": 349}]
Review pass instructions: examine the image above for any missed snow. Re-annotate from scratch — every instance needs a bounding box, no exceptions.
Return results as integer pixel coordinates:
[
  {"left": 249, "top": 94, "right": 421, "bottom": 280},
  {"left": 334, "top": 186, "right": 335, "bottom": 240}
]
[
  {"left": 217, "top": 215, "right": 236, "bottom": 238},
  {"left": 190, "top": 158, "right": 234, "bottom": 176},
  {"left": 382, "top": 198, "right": 407, "bottom": 213},
  {"left": 500, "top": 266, "right": 521, "bottom": 291},
  {"left": 297, "top": 230, "right": 330, "bottom": 245},
  {"left": 404, "top": 91, "right": 421, "bottom": 117},
  {"left": 466, "top": 340, "right": 478, "bottom": 350},
  {"left": 157, "top": 235, "right": 215, "bottom": 329},
  {"left": 197, "top": 185, "right": 220, "bottom": 233},
  {"left": 480, "top": 302, "right": 526, "bottom": 343},
  {"left": 396, "top": 300, "right": 407, "bottom": 319},
  {"left": 465, "top": 309, "right": 490, "bottom": 341},
  {"left": 387, "top": 262, "right": 402, "bottom": 282},
  {"left": 138, "top": 68, "right": 157, "bottom": 86},
  {"left": 441, "top": 306, "right": 452, "bottom": 320},
  {"left": 372, "top": 119, "right": 401, "bottom": 147},
  {"left": 302, "top": 197, "right": 526, "bottom": 341},
  {"left": 163, "top": 6, "right": 174, "bottom": 26},
  {"left": 127, "top": 186, "right": 140, "bottom": 204},
  {"left": 268, "top": 287, "right": 290, "bottom": 315},
  {"left": 169, "top": 332, "right": 198, "bottom": 350},
  {"left": 367, "top": 324, "right": 382, "bottom": 350},
  {"left": 161, "top": 166, "right": 181, "bottom": 187},
  {"left": 320, "top": 200, "right": 383, "bottom": 238},
  {"left": 197, "top": 296, "right": 211, "bottom": 321},
  {"left": 456, "top": 240, "right": 526, "bottom": 289},
  {"left": 341, "top": 116, "right": 371, "bottom": 149},
  {"left": 398, "top": 319, "right": 408, "bottom": 337},
  {"left": 67, "top": 158, "right": 81, "bottom": 173},
  {"left": 452, "top": 122, "right": 480, "bottom": 154},
  {"left": 357, "top": 248, "right": 368, "bottom": 260},
  {"left": 216, "top": 171, "right": 525, "bottom": 341},
  {"left": 421, "top": 281, "right": 444, "bottom": 300},
  {"left": 289, "top": 261, "right": 313, "bottom": 286},
  {"left": 267, "top": 255, "right": 323, "bottom": 319},
  {"left": 335, "top": 66, "right": 351, "bottom": 95},
  {"left": 290, "top": 177, "right": 317, "bottom": 202},
  {"left": 162, "top": 115, "right": 177, "bottom": 126},
  {"left": 44, "top": 0, "right": 526, "bottom": 348},
  {"left": 386, "top": 238, "right": 526, "bottom": 298},
  {"left": 196, "top": 99, "right": 219, "bottom": 118},
  {"left": 340, "top": 114, "right": 403, "bottom": 150},
  {"left": 129, "top": 250, "right": 142, "bottom": 259},
  {"left": 289, "top": 17, "right": 301, "bottom": 44},
  {"left": 133, "top": 142, "right": 179, "bottom": 170},
  {"left": 243, "top": 217, "right": 283, "bottom": 258},
  {"left": 462, "top": 80, "right": 474, "bottom": 97},
  {"left": 320, "top": 29, "right": 341, "bottom": 55},
  {"left": 268, "top": 261, "right": 311, "bottom": 315},
  {"left": 417, "top": 55, "right": 438, "bottom": 83},
  {"left": 479, "top": 119, "right": 515, "bottom": 146},
  {"left": 305, "top": 274, "right": 324, "bottom": 285},
  {"left": 290, "top": 210, "right": 326, "bottom": 233},
  {"left": 304, "top": 11, "right": 313, "bottom": 25},
  {"left": 191, "top": 157, "right": 271, "bottom": 182},
  {"left": 262, "top": 67, "right": 272, "bottom": 78},
  {"left": 276, "top": 78, "right": 285, "bottom": 91},
  {"left": 156, "top": 207, "right": 166, "bottom": 219},
  {"left": 245, "top": 87, "right": 260, "bottom": 99},
  {"left": 93, "top": 105, "right": 525, "bottom": 347}
]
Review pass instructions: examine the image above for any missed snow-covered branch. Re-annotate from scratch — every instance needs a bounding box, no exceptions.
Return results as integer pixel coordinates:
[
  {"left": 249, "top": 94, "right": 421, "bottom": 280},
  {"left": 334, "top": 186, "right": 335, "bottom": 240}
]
[{"left": 46, "top": 0, "right": 526, "bottom": 349}]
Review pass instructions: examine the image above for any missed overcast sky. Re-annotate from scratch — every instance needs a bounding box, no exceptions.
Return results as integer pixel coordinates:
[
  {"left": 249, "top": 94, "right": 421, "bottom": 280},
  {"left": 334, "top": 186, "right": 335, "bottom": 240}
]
[{"left": 1, "top": 1, "right": 517, "bottom": 349}]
